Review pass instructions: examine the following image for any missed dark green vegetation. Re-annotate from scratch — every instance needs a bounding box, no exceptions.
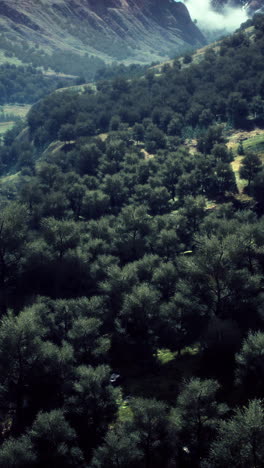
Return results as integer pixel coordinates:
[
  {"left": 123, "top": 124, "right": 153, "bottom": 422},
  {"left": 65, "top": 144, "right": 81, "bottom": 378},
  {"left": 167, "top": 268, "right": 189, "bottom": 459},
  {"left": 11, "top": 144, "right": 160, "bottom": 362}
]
[
  {"left": 0, "top": 63, "right": 69, "bottom": 104},
  {"left": 0, "top": 13, "right": 264, "bottom": 468},
  {"left": 0, "top": 35, "right": 148, "bottom": 82}
]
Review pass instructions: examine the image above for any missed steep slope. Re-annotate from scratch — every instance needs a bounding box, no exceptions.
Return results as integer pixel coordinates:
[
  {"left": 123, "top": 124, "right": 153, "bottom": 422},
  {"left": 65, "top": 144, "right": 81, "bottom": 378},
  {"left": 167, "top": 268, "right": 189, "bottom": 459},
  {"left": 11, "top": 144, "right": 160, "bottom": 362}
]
[
  {"left": 212, "top": 0, "right": 264, "bottom": 14},
  {"left": 0, "top": 0, "right": 205, "bottom": 63}
]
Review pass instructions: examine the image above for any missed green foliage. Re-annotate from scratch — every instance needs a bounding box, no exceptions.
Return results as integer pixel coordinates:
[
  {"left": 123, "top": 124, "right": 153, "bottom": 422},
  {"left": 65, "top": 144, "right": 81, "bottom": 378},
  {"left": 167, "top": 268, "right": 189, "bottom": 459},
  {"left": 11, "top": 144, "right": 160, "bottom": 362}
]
[
  {"left": 0, "top": 63, "right": 64, "bottom": 104},
  {"left": 91, "top": 425, "right": 142, "bottom": 468},
  {"left": 239, "top": 152, "right": 262, "bottom": 187},
  {"left": 30, "top": 410, "right": 84, "bottom": 468},
  {"left": 236, "top": 331, "right": 264, "bottom": 398},
  {"left": 172, "top": 378, "right": 228, "bottom": 461},
  {"left": 0, "top": 436, "right": 36, "bottom": 467},
  {"left": 204, "top": 400, "right": 264, "bottom": 468},
  {"left": 0, "top": 14, "right": 263, "bottom": 468}
]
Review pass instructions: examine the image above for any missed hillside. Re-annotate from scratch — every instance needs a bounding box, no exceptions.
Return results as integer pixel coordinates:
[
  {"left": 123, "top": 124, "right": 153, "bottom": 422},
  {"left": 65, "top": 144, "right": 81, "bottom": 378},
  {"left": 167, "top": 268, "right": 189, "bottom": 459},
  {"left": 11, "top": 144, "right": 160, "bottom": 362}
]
[
  {"left": 212, "top": 0, "right": 263, "bottom": 13},
  {"left": 0, "top": 0, "right": 205, "bottom": 64},
  {"left": 0, "top": 11, "right": 263, "bottom": 468}
]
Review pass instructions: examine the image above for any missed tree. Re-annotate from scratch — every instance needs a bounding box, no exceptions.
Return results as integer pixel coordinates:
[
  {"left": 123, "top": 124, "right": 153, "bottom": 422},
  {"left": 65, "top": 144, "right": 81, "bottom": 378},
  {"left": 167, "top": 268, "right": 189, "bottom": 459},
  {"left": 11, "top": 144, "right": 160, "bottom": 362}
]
[
  {"left": 237, "top": 140, "right": 245, "bottom": 155},
  {"left": 67, "top": 317, "right": 110, "bottom": 365},
  {"left": 252, "top": 168, "right": 264, "bottom": 212},
  {"left": 0, "top": 435, "right": 36, "bottom": 467},
  {"left": 145, "top": 125, "right": 166, "bottom": 152},
  {"left": 172, "top": 378, "right": 227, "bottom": 465},
  {"left": 212, "top": 144, "right": 233, "bottom": 163},
  {"left": 0, "top": 308, "right": 46, "bottom": 434},
  {"left": 178, "top": 195, "right": 206, "bottom": 237},
  {"left": 65, "top": 365, "right": 118, "bottom": 456},
  {"left": 235, "top": 331, "right": 264, "bottom": 399},
  {"left": 77, "top": 144, "right": 102, "bottom": 176},
  {"left": 19, "top": 177, "right": 43, "bottom": 214},
  {"left": 239, "top": 152, "right": 262, "bottom": 188},
  {"left": 0, "top": 203, "right": 28, "bottom": 312},
  {"left": 204, "top": 400, "right": 264, "bottom": 468},
  {"left": 67, "top": 182, "right": 86, "bottom": 219},
  {"left": 128, "top": 398, "right": 172, "bottom": 468},
  {"left": 158, "top": 285, "right": 206, "bottom": 356},
  {"left": 117, "top": 283, "right": 160, "bottom": 359},
  {"left": 180, "top": 233, "right": 261, "bottom": 329},
  {"left": 212, "top": 162, "right": 238, "bottom": 198},
  {"left": 29, "top": 410, "right": 84, "bottom": 468},
  {"left": 81, "top": 190, "right": 110, "bottom": 219},
  {"left": 251, "top": 95, "right": 264, "bottom": 120},
  {"left": 58, "top": 124, "right": 76, "bottom": 142},
  {"left": 114, "top": 205, "right": 151, "bottom": 261},
  {"left": 197, "top": 125, "right": 225, "bottom": 155},
  {"left": 108, "top": 115, "right": 120, "bottom": 132},
  {"left": 183, "top": 53, "right": 193, "bottom": 64},
  {"left": 41, "top": 217, "right": 80, "bottom": 260},
  {"left": 167, "top": 114, "right": 184, "bottom": 136},
  {"left": 227, "top": 92, "right": 249, "bottom": 127},
  {"left": 133, "top": 123, "right": 145, "bottom": 143},
  {"left": 91, "top": 425, "right": 142, "bottom": 468}
]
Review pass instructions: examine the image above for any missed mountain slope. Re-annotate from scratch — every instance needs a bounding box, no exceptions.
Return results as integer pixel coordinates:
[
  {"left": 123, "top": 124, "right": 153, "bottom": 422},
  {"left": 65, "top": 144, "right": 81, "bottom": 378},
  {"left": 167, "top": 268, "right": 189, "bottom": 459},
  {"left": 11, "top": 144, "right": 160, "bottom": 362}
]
[
  {"left": 0, "top": 0, "right": 205, "bottom": 63},
  {"left": 212, "top": 0, "right": 264, "bottom": 14}
]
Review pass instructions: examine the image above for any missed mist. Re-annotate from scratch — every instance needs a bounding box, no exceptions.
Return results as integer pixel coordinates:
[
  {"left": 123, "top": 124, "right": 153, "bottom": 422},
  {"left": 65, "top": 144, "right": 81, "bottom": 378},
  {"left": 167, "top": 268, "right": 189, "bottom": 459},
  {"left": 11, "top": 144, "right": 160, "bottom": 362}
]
[{"left": 184, "top": 0, "right": 248, "bottom": 34}]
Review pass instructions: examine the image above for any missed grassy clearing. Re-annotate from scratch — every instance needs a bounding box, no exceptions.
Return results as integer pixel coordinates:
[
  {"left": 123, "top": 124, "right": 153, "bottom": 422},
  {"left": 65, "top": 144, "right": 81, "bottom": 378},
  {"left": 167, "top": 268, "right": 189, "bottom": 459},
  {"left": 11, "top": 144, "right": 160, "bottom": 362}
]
[
  {"left": 56, "top": 83, "right": 96, "bottom": 94},
  {"left": 141, "top": 148, "right": 154, "bottom": 160},
  {"left": 116, "top": 346, "right": 201, "bottom": 421},
  {"left": 118, "top": 345, "right": 201, "bottom": 404},
  {"left": 231, "top": 155, "right": 247, "bottom": 194},
  {"left": 0, "top": 104, "right": 31, "bottom": 137},
  {"left": 0, "top": 173, "right": 20, "bottom": 184},
  {"left": 0, "top": 172, "right": 20, "bottom": 201},
  {"left": 227, "top": 128, "right": 264, "bottom": 194},
  {"left": 2, "top": 104, "right": 31, "bottom": 118},
  {"left": 98, "top": 133, "right": 109, "bottom": 142},
  {"left": 0, "top": 50, "right": 22, "bottom": 66},
  {"left": 243, "top": 133, "right": 264, "bottom": 159},
  {"left": 0, "top": 122, "right": 14, "bottom": 135},
  {"left": 116, "top": 389, "right": 134, "bottom": 422}
]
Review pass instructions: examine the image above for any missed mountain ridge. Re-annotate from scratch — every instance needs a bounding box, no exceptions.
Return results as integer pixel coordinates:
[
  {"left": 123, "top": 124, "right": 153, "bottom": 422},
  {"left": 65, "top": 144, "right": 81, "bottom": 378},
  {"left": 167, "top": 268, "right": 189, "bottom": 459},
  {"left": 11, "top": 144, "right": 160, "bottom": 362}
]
[{"left": 0, "top": 0, "right": 205, "bottom": 63}]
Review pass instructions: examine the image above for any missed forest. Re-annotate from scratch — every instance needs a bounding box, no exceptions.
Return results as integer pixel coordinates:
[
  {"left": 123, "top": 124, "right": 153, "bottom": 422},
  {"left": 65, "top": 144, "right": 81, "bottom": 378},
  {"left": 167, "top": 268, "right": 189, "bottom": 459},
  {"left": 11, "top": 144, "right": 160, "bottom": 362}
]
[
  {"left": 0, "top": 12, "right": 263, "bottom": 468},
  {"left": 0, "top": 64, "right": 68, "bottom": 104}
]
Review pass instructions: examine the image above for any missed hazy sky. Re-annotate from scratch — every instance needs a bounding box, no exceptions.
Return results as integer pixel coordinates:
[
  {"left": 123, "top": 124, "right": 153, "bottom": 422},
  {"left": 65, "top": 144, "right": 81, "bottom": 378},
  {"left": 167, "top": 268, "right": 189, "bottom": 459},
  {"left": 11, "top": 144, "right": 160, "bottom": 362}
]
[{"left": 184, "top": 0, "right": 248, "bottom": 32}]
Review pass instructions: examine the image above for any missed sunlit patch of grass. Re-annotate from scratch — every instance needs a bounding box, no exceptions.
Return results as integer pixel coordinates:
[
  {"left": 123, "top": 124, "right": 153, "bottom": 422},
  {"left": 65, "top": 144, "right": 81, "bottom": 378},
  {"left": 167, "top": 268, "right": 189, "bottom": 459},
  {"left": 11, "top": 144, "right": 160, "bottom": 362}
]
[
  {"left": 231, "top": 155, "right": 247, "bottom": 194},
  {"left": 116, "top": 389, "right": 133, "bottom": 422},
  {"left": 2, "top": 104, "right": 31, "bottom": 118},
  {"left": 118, "top": 401, "right": 133, "bottom": 422},
  {"left": 0, "top": 122, "right": 14, "bottom": 134},
  {"left": 157, "top": 348, "right": 177, "bottom": 364},
  {"left": 115, "top": 345, "right": 201, "bottom": 404},
  {"left": 0, "top": 173, "right": 20, "bottom": 184},
  {"left": 181, "top": 344, "right": 200, "bottom": 356},
  {"left": 157, "top": 346, "right": 200, "bottom": 365},
  {"left": 0, "top": 51, "right": 22, "bottom": 66},
  {"left": 56, "top": 83, "right": 96, "bottom": 94},
  {"left": 98, "top": 133, "right": 109, "bottom": 142},
  {"left": 243, "top": 134, "right": 264, "bottom": 156}
]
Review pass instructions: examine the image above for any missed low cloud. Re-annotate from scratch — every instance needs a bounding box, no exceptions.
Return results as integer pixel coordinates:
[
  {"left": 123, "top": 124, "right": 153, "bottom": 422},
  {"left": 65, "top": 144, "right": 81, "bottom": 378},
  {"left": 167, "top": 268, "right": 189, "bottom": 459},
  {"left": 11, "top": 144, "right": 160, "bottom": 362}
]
[{"left": 184, "top": 0, "right": 248, "bottom": 33}]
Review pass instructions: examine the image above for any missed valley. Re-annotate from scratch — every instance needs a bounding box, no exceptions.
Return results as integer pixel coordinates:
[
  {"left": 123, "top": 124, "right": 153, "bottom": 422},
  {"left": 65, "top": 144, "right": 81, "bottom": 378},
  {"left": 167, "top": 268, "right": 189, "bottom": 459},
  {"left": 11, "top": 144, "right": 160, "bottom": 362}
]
[{"left": 0, "top": 3, "right": 263, "bottom": 468}]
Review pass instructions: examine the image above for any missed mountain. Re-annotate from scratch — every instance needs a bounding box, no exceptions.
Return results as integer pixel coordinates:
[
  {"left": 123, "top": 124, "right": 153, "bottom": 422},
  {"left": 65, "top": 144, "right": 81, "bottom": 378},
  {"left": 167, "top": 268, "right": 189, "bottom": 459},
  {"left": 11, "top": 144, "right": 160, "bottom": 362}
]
[
  {"left": 0, "top": 0, "right": 205, "bottom": 63},
  {"left": 212, "top": 0, "right": 264, "bottom": 14}
]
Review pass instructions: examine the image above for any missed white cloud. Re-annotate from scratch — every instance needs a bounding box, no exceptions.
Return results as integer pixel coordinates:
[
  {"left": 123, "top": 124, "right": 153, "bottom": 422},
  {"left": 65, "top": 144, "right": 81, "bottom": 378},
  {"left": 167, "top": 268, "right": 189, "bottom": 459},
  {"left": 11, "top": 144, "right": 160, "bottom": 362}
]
[{"left": 184, "top": 0, "right": 248, "bottom": 33}]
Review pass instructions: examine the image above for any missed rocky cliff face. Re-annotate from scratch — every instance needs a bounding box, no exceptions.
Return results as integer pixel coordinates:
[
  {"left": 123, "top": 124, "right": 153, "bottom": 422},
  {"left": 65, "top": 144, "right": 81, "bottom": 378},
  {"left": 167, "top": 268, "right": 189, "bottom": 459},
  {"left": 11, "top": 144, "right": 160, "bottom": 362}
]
[
  {"left": 0, "top": 0, "right": 205, "bottom": 62},
  {"left": 212, "top": 0, "right": 263, "bottom": 14}
]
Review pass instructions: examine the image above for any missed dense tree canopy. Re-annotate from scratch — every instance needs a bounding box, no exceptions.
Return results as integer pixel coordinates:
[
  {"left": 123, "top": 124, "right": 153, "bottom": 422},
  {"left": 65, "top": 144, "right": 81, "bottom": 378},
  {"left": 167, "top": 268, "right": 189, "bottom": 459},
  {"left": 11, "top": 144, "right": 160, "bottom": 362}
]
[{"left": 0, "top": 12, "right": 263, "bottom": 468}]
